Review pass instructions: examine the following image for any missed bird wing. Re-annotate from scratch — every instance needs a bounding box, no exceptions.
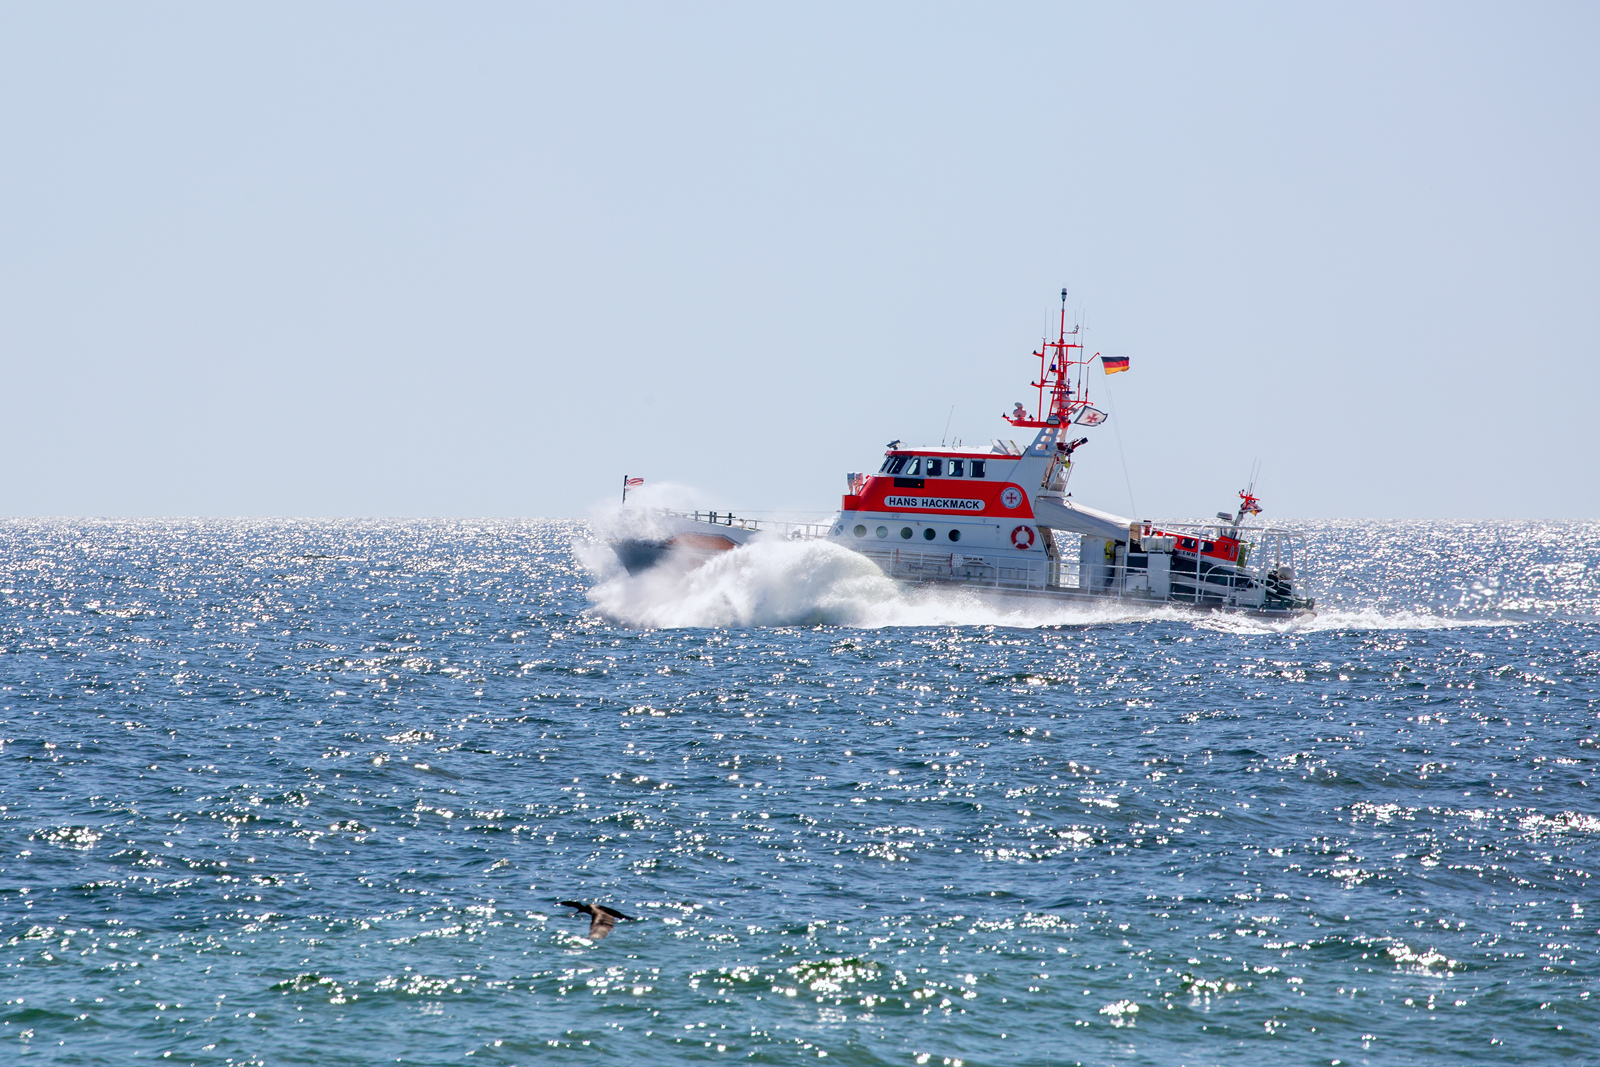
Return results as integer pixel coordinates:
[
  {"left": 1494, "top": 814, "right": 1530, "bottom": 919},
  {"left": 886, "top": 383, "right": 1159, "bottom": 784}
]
[{"left": 587, "top": 912, "right": 616, "bottom": 940}]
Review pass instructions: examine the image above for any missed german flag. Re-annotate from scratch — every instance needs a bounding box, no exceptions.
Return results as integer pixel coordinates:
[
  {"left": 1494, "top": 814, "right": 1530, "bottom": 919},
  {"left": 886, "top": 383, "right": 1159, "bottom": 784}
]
[{"left": 1101, "top": 354, "right": 1130, "bottom": 374}]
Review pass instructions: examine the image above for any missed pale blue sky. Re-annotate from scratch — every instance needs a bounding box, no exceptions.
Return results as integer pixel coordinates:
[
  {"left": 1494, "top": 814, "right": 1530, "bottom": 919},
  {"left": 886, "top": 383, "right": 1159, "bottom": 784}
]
[{"left": 2, "top": 3, "right": 1595, "bottom": 519}]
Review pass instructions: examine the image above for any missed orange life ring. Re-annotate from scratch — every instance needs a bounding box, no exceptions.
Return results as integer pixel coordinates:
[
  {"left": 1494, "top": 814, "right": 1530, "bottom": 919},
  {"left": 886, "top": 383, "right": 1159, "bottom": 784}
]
[{"left": 1011, "top": 525, "right": 1035, "bottom": 550}]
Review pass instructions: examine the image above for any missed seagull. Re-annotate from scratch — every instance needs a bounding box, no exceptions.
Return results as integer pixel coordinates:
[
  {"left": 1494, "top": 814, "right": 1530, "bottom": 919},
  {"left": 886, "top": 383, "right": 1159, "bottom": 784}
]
[{"left": 558, "top": 900, "right": 636, "bottom": 942}]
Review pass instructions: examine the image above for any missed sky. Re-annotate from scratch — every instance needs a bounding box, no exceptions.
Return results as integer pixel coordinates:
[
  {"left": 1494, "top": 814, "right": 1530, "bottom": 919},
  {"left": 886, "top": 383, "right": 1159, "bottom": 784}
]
[{"left": 2, "top": 2, "right": 1596, "bottom": 519}]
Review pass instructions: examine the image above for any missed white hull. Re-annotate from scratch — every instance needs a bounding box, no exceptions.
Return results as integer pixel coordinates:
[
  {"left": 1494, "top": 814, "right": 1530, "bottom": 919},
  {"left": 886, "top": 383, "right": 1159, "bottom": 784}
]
[{"left": 827, "top": 520, "right": 1314, "bottom": 618}]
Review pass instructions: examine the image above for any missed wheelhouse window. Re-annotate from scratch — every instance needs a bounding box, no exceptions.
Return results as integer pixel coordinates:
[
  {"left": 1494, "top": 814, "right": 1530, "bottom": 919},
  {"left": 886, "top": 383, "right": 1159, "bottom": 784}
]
[
  {"left": 879, "top": 456, "right": 897, "bottom": 474},
  {"left": 925, "top": 458, "right": 943, "bottom": 477},
  {"left": 905, "top": 457, "right": 922, "bottom": 476},
  {"left": 949, "top": 459, "right": 965, "bottom": 477},
  {"left": 970, "top": 460, "right": 986, "bottom": 478},
  {"left": 886, "top": 456, "right": 908, "bottom": 475}
]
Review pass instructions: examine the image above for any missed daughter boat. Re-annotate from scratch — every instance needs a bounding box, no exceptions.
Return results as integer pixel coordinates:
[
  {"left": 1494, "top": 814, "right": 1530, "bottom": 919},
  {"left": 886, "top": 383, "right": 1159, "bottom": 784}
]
[{"left": 607, "top": 295, "right": 1316, "bottom": 619}]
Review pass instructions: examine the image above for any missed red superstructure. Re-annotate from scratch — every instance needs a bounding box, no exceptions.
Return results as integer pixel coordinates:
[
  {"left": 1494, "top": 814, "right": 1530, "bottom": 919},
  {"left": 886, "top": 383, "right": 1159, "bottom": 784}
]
[{"left": 842, "top": 454, "right": 1035, "bottom": 519}]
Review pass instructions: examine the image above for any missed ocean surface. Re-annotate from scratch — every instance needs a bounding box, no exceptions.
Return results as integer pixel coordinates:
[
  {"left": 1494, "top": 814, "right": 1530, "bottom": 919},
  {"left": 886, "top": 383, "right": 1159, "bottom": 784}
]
[{"left": 2, "top": 518, "right": 1597, "bottom": 1065}]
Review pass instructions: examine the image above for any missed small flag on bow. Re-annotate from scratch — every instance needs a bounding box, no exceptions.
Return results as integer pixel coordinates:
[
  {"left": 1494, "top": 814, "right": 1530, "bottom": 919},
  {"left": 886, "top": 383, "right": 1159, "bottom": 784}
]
[{"left": 1101, "top": 354, "right": 1130, "bottom": 374}]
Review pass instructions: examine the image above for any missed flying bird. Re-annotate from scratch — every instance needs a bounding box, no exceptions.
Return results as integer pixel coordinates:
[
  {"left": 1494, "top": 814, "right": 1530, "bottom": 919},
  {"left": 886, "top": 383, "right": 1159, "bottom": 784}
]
[{"left": 558, "top": 900, "right": 636, "bottom": 942}]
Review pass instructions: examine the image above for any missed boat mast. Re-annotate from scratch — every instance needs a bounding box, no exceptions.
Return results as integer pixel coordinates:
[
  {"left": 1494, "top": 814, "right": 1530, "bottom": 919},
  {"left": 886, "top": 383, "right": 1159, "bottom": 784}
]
[{"left": 1006, "top": 288, "right": 1094, "bottom": 432}]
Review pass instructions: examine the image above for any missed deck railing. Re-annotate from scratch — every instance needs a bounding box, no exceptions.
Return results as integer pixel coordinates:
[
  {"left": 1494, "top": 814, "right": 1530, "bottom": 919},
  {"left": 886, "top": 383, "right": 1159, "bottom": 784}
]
[
  {"left": 856, "top": 546, "right": 1051, "bottom": 592},
  {"left": 1060, "top": 521, "right": 1308, "bottom": 606},
  {"left": 656, "top": 508, "right": 834, "bottom": 541}
]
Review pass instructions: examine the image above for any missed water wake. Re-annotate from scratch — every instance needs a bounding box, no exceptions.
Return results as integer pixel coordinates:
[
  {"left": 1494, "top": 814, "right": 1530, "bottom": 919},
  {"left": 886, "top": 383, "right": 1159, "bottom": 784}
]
[{"left": 1194, "top": 606, "right": 1504, "bottom": 636}]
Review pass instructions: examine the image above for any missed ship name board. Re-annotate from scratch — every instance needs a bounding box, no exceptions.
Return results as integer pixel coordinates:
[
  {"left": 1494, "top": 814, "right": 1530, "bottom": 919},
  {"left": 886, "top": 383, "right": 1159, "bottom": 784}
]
[{"left": 884, "top": 496, "right": 986, "bottom": 512}]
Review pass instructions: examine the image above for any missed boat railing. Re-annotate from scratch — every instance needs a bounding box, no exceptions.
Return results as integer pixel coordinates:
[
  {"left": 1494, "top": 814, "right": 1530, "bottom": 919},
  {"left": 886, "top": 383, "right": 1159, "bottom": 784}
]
[
  {"left": 856, "top": 536, "right": 1307, "bottom": 607},
  {"left": 1057, "top": 520, "right": 1309, "bottom": 605},
  {"left": 1070, "top": 554, "right": 1261, "bottom": 604},
  {"left": 1131, "top": 520, "right": 1307, "bottom": 581},
  {"left": 858, "top": 546, "right": 1051, "bottom": 592},
  {"left": 1049, "top": 559, "right": 1082, "bottom": 589},
  {"left": 654, "top": 508, "right": 833, "bottom": 541}
]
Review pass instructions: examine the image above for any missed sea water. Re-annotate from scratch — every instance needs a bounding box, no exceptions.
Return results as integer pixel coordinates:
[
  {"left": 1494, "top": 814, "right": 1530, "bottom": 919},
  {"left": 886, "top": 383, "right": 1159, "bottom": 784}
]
[{"left": 1, "top": 519, "right": 1596, "bottom": 1065}]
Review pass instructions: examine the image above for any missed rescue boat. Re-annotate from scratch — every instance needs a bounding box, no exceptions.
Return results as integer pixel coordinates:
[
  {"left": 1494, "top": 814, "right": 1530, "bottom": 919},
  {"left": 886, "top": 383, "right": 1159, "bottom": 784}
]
[{"left": 607, "top": 293, "right": 1316, "bottom": 618}]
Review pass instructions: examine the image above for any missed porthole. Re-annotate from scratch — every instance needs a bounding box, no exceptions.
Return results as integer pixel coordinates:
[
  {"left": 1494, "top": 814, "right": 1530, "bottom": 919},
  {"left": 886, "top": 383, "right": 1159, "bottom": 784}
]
[
  {"left": 948, "top": 529, "right": 961, "bottom": 542},
  {"left": 900, "top": 527, "right": 913, "bottom": 539},
  {"left": 923, "top": 527, "right": 936, "bottom": 541},
  {"left": 853, "top": 524, "right": 866, "bottom": 537},
  {"left": 832, "top": 525, "right": 843, "bottom": 536},
  {"left": 876, "top": 526, "right": 888, "bottom": 538}
]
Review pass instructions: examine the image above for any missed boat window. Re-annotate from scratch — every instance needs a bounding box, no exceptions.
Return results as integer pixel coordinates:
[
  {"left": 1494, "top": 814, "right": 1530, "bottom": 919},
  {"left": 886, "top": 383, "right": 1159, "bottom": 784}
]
[
  {"left": 925, "top": 458, "right": 942, "bottom": 477},
  {"left": 879, "top": 457, "right": 896, "bottom": 474},
  {"left": 1201, "top": 541, "right": 1215, "bottom": 553},
  {"left": 923, "top": 528, "right": 936, "bottom": 541},
  {"left": 949, "top": 459, "right": 965, "bottom": 477},
  {"left": 886, "top": 456, "right": 908, "bottom": 475},
  {"left": 970, "top": 460, "right": 986, "bottom": 478},
  {"left": 948, "top": 529, "right": 961, "bottom": 542},
  {"left": 852, "top": 525, "right": 866, "bottom": 537},
  {"left": 900, "top": 527, "right": 913, "bottom": 539},
  {"left": 905, "top": 457, "right": 922, "bottom": 476},
  {"left": 876, "top": 526, "right": 888, "bottom": 538}
]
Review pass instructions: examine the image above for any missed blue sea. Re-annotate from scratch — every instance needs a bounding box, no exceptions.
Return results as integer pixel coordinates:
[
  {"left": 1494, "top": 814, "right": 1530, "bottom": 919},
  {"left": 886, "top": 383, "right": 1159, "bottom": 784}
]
[{"left": 3, "top": 518, "right": 1597, "bottom": 1065}]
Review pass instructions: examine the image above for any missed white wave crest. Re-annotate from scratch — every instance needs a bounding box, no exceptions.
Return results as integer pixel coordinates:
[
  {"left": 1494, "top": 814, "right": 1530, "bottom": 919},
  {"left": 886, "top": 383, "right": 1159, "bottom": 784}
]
[
  {"left": 584, "top": 537, "right": 898, "bottom": 627},
  {"left": 586, "top": 538, "right": 1187, "bottom": 629}
]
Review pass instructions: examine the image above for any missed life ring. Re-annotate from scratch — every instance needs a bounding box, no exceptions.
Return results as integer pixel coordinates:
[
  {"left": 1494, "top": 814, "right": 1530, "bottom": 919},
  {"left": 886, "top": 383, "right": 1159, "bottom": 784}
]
[{"left": 1011, "top": 525, "right": 1036, "bottom": 550}]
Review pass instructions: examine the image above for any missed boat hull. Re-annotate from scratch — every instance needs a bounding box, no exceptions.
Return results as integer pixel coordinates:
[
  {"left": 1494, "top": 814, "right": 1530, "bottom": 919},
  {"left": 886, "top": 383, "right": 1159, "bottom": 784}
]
[
  {"left": 893, "top": 576, "right": 1315, "bottom": 620},
  {"left": 610, "top": 538, "right": 673, "bottom": 574},
  {"left": 828, "top": 504, "right": 1315, "bottom": 617},
  {"left": 605, "top": 516, "right": 754, "bottom": 575},
  {"left": 606, "top": 514, "right": 1313, "bottom": 618}
]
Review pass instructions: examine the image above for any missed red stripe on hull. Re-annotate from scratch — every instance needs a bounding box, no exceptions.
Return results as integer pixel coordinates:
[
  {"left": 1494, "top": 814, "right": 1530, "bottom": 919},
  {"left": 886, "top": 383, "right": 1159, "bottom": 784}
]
[{"left": 850, "top": 476, "right": 1035, "bottom": 519}]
